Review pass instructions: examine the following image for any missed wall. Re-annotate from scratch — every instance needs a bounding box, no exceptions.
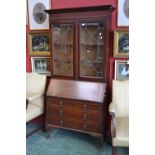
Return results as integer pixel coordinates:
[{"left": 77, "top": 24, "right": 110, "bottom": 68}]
[{"left": 26, "top": 0, "right": 128, "bottom": 88}]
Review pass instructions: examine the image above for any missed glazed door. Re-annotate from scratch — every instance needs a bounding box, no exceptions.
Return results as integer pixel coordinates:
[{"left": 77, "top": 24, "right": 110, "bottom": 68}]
[
  {"left": 51, "top": 23, "right": 75, "bottom": 78},
  {"left": 78, "top": 21, "right": 106, "bottom": 81}
]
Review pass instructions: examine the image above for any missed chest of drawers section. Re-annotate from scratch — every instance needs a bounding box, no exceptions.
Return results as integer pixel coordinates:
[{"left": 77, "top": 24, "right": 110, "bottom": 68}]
[
  {"left": 45, "top": 79, "right": 106, "bottom": 138},
  {"left": 46, "top": 97, "right": 103, "bottom": 135}
]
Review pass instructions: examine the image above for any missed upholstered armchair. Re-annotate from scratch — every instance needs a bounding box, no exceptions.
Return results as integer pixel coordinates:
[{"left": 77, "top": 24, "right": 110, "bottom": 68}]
[
  {"left": 26, "top": 72, "right": 46, "bottom": 137},
  {"left": 109, "top": 80, "right": 129, "bottom": 155}
]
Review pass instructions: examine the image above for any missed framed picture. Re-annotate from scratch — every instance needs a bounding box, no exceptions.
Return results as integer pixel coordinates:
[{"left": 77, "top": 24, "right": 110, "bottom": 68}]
[
  {"left": 28, "top": 0, "right": 51, "bottom": 30},
  {"left": 113, "top": 30, "right": 129, "bottom": 58},
  {"left": 26, "top": 0, "right": 28, "bottom": 25},
  {"left": 117, "top": 0, "right": 129, "bottom": 27},
  {"left": 31, "top": 57, "right": 51, "bottom": 75},
  {"left": 28, "top": 31, "right": 51, "bottom": 56},
  {"left": 115, "top": 60, "right": 129, "bottom": 80}
]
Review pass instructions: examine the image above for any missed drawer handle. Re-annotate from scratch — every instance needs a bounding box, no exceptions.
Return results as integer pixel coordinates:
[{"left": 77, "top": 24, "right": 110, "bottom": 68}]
[
  {"left": 83, "top": 124, "right": 87, "bottom": 129},
  {"left": 83, "top": 104, "right": 87, "bottom": 111},
  {"left": 59, "top": 100, "right": 63, "bottom": 106},
  {"left": 60, "top": 120, "right": 63, "bottom": 126},
  {"left": 60, "top": 110, "right": 63, "bottom": 116}
]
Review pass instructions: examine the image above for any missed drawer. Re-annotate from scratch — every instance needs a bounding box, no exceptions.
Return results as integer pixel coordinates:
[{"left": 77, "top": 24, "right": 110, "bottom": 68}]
[
  {"left": 86, "top": 111, "right": 102, "bottom": 122},
  {"left": 47, "top": 114, "right": 84, "bottom": 130},
  {"left": 47, "top": 97, "right": 102, "bottom": 112},
  {"left": 47, "top": 106, "right": 102, "bottom": 122},
  {"left": 47, "top": 113, "right": 60, "bottom": 126},
  {"left": 62, "top": 119, "right": 102, "bottom": 134},
  {"left": 86, "top": 122, "right": 103, "bottom": 133},
  {"left": 47, "top": 113, "right": 102, "bottom": 133},
  {"left": 86, "top": 102, "right": 102, "bottom": 111}
]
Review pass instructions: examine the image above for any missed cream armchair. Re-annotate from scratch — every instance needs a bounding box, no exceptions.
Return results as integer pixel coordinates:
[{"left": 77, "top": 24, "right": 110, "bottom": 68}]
[
  {"left": 109, "top": 80, "right": 129, "bottom": 155},
  {"left": 26, "top": 72, "right": 46, "bottom": 137}
]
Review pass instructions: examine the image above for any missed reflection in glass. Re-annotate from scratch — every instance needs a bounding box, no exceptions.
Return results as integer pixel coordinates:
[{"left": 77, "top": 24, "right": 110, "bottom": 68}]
[
  {"left": 52, "top": 24, "right": 73, "bottom": 76},
  {"left": 80, "top": 22, "right": 104, "bottom": 78}
]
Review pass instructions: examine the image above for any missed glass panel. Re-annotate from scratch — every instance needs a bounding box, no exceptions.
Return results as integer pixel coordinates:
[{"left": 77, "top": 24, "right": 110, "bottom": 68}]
[
  {"left": 80, "top": 22, "right": 104, "bottom": 78},
  {"left": 52, "top": 24, "right": 73, "bottom": 76}
]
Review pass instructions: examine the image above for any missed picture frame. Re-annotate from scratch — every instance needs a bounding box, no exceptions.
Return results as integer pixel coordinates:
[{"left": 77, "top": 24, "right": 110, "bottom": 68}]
[
  {"left": 28, "top": 31, "right": 51, "bottom": 56},
  {"left": 26, "top": 0, "right": 28, "bottom": 25},
  {"left": 28, "top": 0, "right": 50, "bottom": 30},
  {"left": 115, "top": 60, "right": 129, "bottom": 80},
  {"left": 31, "top": 57, "right": 51, "bottom": 75},
  {"left": 117, "top": 0, "right": 129, "bottom": 27},
  {"left": 113, "top": 30, "right": 129, "bottom": 58}
]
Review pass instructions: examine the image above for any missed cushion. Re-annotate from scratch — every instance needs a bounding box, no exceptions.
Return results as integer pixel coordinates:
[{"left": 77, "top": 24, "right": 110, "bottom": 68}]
[
  {"left": 26, "top": 103, "right": 44, "bottom": 123},
  {"left": 113, "top": 118, "right": 129, "bottom": 147},
  {"left": 26, "top": 92, "right": 42, "bottom": 101},
  {"left": 26, "top": 72, "right": 46, "bottom": 96},
  {"left": 29, "top": 97, "right": 44, "bottom": 109},
  {"left": 112, "top": 80, "right": 129, "bottom": 118}
]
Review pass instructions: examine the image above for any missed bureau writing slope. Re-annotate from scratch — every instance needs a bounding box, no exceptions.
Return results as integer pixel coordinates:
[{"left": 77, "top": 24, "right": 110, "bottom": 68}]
[{"left": 45, "top": 79, "right": 106, "bottom": 142}]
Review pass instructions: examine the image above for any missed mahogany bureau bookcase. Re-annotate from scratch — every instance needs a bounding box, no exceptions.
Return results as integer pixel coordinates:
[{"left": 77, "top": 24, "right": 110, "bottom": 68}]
[
  {"left": 44, "top": 5, "right": 114, "bottom": 143},
  {"left": 45, "top": 79, "right": 106, "bottom": 143}
]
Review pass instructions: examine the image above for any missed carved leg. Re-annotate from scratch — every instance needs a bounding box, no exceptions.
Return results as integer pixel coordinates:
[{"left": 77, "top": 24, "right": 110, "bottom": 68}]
[
  {"left": 43, "top": 125, "right": 51, "bottom": 139},
  {"left": 112, "top": 146, "right": 116, "bottom": 155},
  {"left": 46, "top": 130, "right": 51, "bottom": 139}
]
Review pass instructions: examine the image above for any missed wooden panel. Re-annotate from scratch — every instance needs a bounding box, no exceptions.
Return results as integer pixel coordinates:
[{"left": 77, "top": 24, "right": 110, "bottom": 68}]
[
  {"left": 47, "top": 113, "right": 60, "bottom": 125},
  {"left": 47, "top": 113, "right": 102, "bottom": 133},
  {"left": 46, "top": 79, "right": 106, "bottom": 102},
  {"left": 48, "top": 97, "right": 102, "bottom": 111},
  {"left": 86, "top": 122, "right": 102, "bottom": 133},
  {"left": 47, "top": 108, "right": 102, "bottom": 122}
]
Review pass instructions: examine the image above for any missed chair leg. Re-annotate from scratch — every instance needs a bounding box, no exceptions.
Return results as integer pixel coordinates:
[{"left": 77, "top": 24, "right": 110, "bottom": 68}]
[
  {"left": 112, "top": 146, "right": 116, "bottom": 155},
  {"left": 26, "top": 125, "right": 42, "bottom": 138}
]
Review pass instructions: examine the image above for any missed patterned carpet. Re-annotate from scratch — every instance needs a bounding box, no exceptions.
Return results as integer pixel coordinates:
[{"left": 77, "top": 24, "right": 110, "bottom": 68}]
[{"left": 26, "top": 122, "right": 129, "bottom": 155}]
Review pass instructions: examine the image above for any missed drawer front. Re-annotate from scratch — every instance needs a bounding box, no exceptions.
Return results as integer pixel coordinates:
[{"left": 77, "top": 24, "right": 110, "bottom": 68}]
[
  {"left": 48, "top": 105, "right": 102, "bottom": 122},
  {"left": 47, "top": 113, "right": 61, "bottom": 125},
  {"left": 47, "top": 113, "right": 102, "bottom": 133},
  {"left": 86, "top": 122, "right": 103, "bottom": 133},
  {"left": 47, "top": 97, "right": 102, "bottom": 112},
  {"left": 47, "top": 114, "right": 84, "bottom": 130},
  {"left": 46, "top": 97, "right": 103, "bottom": 133},
  {"left": 47, "top": 98, "right": 83, "bottom": 111}
]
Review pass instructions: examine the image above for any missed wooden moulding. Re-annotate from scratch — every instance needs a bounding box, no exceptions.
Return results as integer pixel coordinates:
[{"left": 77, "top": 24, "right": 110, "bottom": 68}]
[{"left": 44, "top": 5, "right": 115, "bottom": 14}]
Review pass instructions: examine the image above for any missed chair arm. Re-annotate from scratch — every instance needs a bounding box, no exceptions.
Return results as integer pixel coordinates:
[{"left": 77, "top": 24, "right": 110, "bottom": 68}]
[
  {"left": 26, "top": 93, "right": 43, "bottom": 101},
  {"left": 109, "top": 102, "right": 116, "bottom": 138},
  {"left": 110, "top": 114, "right": 116, "bottom": 138},
  {"left": 109, "top": 102, "right": 116, "bottom": 116}
]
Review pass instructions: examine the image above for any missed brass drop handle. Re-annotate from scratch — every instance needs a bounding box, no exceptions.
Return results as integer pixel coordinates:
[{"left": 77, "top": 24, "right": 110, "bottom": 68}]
[
  {"left": 83, "top": 124, "right": 87, "bottom": 129},
  {"left": 60, "top": 110, "right": 63, "bottom": 116},
  {"left": 60, "top": 120, "right": 63, "bottom": 126},
  {"left": 59, "top": 100, "right": 63, "bottom": 106},
  {"left": 83, "top": 104, "right": 87, "bottom": 111}
]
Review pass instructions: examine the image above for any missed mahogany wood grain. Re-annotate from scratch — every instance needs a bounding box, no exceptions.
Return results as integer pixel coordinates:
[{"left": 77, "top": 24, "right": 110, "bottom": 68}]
[{"left": 46, "top": 79, "right": 106, "bottom": 102}]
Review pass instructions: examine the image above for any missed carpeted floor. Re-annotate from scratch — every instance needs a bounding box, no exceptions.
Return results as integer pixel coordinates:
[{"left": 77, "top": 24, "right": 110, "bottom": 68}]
[{"left": 26, "top": 122, "right": 129, "bottom": 155}]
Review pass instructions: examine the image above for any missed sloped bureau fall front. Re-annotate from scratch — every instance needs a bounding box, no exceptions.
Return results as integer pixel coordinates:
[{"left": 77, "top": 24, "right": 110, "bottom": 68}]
[{"left": 45, "top": 79, "right": 106, "bottom": 142}]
